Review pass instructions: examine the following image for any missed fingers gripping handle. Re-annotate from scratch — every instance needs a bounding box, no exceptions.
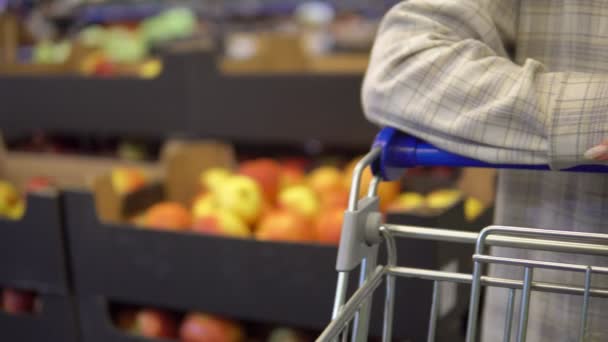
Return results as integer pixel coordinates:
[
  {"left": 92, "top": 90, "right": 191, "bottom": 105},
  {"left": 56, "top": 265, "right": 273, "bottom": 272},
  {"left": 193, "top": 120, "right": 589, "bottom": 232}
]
[{"left": 371, "top": 127, "right": 608, "bottom": 181}]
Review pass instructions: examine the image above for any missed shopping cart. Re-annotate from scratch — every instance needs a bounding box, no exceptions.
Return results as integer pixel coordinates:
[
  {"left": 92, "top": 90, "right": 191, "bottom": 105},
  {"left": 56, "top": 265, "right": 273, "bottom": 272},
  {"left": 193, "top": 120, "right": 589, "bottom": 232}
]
[{"left": 317, "top": 127, "right": 608, "bottom": 342}]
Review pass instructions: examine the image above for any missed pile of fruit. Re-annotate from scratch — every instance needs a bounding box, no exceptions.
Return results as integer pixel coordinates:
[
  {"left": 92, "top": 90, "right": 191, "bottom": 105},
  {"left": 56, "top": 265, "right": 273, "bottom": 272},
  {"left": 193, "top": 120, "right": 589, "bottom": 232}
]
[
  {"left": 131, "top": 157, "right": 401, "bottom": 245},
  {"left": 113, "top": 305, "right": 310, "bottom": 342},
  {"left": 30, "top": 7, "right": 199, "bottom": 78},
  {"left": 1, "top": 287, "right": 38, "bottom": 315}
]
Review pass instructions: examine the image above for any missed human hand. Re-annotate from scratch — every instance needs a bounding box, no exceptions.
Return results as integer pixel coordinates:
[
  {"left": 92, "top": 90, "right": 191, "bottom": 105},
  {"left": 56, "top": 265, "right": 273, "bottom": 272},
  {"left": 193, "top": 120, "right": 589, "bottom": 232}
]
[{"left": 584, "top": 140, "right": 608, "bottom": 161}]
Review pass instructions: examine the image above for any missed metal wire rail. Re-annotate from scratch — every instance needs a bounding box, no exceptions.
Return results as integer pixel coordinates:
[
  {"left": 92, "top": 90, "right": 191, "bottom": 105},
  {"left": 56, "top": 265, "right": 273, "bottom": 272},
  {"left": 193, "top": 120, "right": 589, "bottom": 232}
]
[{"left": 316, "top": 128, "right": 608, "bottom": 342}]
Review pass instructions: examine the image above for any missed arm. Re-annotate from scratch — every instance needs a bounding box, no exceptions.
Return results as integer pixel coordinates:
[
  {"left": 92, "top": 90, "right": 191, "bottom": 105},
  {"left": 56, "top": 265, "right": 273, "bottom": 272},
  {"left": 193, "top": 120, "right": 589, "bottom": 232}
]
[{"left": 362, "top": 0, "right": 608, "bottom": 169}]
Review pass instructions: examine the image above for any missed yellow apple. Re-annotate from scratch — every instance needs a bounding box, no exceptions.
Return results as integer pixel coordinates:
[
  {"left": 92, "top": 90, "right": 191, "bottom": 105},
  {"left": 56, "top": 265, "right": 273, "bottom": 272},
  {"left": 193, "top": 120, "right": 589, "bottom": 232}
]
[
  {"left": 191, "top": 192, "right": 221, "bottom": 219},
  {"left": 426, "top": 189, "right": 462, "bottom": 210},
  {"left": 5, "top": 200, "right": 25, "bottom": 220},
  {"left": 387, "top": 192, "right": 425, "bottom": 212},
  {"left": 193, "top": 209, "right": 251, "bottom": 238},
  {"left": 308, "top": 166, "right": 344, "bottom": 195},
  {"left": 278, "top": 185, "right": 320, "bottom": 219},
  {"left": 199, "top": 168, "right": 232, "bottom": 193},
  {"left": 111, "top": 167, "right": 147, "bottom": 195},
  {"left": 465, "top": 197, "right": 486, "bottom": 221},
  {"left": 0, "top": 181, "right": 20, "bottom": 217},
  {"left": 215, "top": 175, "right": 263, "bottom": 224}
]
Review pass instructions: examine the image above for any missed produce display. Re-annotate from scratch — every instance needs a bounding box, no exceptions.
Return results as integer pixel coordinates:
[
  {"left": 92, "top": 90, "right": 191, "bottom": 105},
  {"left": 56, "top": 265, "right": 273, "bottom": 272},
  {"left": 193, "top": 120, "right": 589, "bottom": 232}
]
[
  {"left": 1, "top": 1, "right": 388, "bottom": 77},
  {"left": 132, "top": 157, "right": 360, "bottom": 245},
  {"left": 112, "top": 304, "right": 312, "bottom": 342},
  {"left": 117, "top": 153, "right": 487, "bottom": 245},
  {"left": 1, "top": 287, "right": 38, "bottom": 315}
]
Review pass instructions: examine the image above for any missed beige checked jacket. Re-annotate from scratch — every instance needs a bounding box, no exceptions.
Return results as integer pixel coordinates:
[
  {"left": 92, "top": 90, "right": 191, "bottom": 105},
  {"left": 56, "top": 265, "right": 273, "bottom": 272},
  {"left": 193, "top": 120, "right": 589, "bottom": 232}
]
[{"left": 363, "top": 0, "right": 608, "bottom": 341}]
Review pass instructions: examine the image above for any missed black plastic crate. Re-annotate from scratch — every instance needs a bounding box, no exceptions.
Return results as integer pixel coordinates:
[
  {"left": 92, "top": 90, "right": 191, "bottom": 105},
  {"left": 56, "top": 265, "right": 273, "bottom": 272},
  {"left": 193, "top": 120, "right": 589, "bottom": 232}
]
[
  {"left": 0, "top": 192, "right": 70, "bottom": 295},
  {"left": 0, "top": 293, "right": 80, "bottom": 342},
  {"left": 0, "top": 192, "right": 80, "bottom": 342},
  {"left": 64, "top": 188, "right": 491, "bottom": 341}
]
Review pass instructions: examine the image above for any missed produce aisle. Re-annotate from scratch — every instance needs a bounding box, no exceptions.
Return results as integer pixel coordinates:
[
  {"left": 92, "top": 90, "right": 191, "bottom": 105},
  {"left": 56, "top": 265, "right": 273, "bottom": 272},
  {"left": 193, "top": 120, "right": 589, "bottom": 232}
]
[{"left": 0, "top": 1, "right": 495, "bottom": 341}]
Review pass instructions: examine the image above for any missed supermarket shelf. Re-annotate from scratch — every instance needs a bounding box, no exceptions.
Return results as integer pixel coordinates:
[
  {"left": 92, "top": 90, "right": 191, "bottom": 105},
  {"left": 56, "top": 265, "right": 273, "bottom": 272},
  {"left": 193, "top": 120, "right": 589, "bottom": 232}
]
[{"left": 0, "top": 51, "right": 376, "bottom": 148}]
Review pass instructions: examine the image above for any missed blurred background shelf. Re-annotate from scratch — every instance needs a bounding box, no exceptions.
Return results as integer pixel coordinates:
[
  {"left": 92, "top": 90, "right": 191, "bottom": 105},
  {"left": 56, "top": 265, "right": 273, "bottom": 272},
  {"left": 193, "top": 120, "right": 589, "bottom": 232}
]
[{"left": 0, "top": 50, "right": 376, "bottom": 148}]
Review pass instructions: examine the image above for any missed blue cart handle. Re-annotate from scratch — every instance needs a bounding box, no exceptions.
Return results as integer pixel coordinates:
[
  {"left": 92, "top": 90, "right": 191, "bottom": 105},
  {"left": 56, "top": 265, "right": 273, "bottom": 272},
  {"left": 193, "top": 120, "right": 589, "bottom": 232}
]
[{"left": 371, "top": 127, "right": 608, "bottom": 181}]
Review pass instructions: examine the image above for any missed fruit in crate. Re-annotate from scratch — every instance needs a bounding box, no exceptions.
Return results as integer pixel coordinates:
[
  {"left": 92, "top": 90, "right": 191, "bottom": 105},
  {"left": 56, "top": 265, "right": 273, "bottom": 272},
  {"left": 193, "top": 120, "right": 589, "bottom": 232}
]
[
  {"left": 200, "top": 168, "right": 232, "bottom": 193},
  {"left": 115, "top": 309, "right": 138, "bottom": 333},
  {"left": 0, "top": 181, "right": 22, "bottom": 219},
  {"left": 127, "top": 309, "right": 178, "bottom": 338},
  {"left": 179, "top": 313, "right": 244, "bottom": 342},
  {"left": 111, "top": 167, "right": 147, "bottom": 195},
  {"left": 2, "top": 288, "right": 36, "bottom": 314},
  {"left": 388, "top": 192, "right": 425, "bottom": 212},
  {"left": 319, "top": 186, "right": 349, "bottom": 210},
  {"left": 315, "top": 207, "right": 344, "bottom": 245},
  {"left": 145, "top": 202, "right": 191, "bottom": 231},
  {"left": 193, "top": 210, "right": 251, "bottom": 238},
  {"left": 102, "top": 27, "right": 147, "bottom": 64},
  {"left": 5, "top": 201, "right": 25, "bottom": 220},
  {"left": 25, "top": 176, "right": 55, "bottom": 192},
  {"left": 280, "top": 166, "right": 305, "bottom": 190},
  {"left": 192, "top": 192, "right": 221, "bottom": 219},
  {"left": 78, "top": 25, "right": 107, "bottom": 47},
  {"left": 142, "top": 7, "right": 197, "bottom": 45},
  {"left": 239, "top": 158, "right": 282, "bottom": 203},
  {"left": 278, "top": 185, "right": 320, "bottom": 219},
  {"left": 268, "top": 327, "right": 308, "bottom": 342},
  {"left": 464, "top": 197, "right": 485, "bottom": 221},
  {"left": 344, "top": 158, "right": 400, "bottom": 211},
  {"left": 308, "top": 166, "right": 344, "bottom": 195},
  {"left": 255, "top": 210, "right": 314, "bottom": 242},
  {"left": 216, "top": 175, "right": 263, "bottom": 224},
  {"left": 425, "top": 189, "right": 462, "bottom": 210}
]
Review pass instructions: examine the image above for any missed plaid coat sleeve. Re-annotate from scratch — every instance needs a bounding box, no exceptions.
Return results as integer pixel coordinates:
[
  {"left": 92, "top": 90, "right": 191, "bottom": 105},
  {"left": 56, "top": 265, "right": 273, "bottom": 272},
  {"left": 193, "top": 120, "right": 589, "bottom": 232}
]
[{"left": 362, "top": 0, "right": 608, "bottom": 170}]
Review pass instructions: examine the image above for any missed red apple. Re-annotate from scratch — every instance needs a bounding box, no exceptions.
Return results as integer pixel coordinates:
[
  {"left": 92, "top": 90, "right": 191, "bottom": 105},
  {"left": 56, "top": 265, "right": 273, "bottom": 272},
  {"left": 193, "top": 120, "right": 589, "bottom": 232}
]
[
  {"left": 279, "top": 166, "right": 305, "bottom": 190},
  {"left": 255, "top": 209, "right": 314, "bottom": 243},
  {"left": 319, "top": 187, "right": 349, "bottom": 210},
  {"left": 2, "top": 288, "right": 36, "bottom": 315},
  {"left": 238, "top": 159, "right": 282, "bottom": 204},
  {"left": 114, "top": 309, "right": 138, "bottom": 333},
  {"left": 145, "top": 202, "right": 191, "bottom": 231},
  {"left": 135, "top": 309, "right": 178, "bottom": 339},
  {"left": 281, "top": 157, "right": 309, "bottom": 172},
  {"left": 25, "top": 176, "right": 54, "bottom": 192},
  {"left": 179, "top": 313, "right": 244, "bottom": 342},
  {"left": 315, "top": 208, "right": 345, "bottom": 245}
]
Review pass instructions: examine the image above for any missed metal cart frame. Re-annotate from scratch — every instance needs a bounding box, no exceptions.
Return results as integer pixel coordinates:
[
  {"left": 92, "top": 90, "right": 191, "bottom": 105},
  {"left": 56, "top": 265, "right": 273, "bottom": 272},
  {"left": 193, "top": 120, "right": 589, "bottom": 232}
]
[{"left": 317, "top": 128, "right": 608, "bottom": 342}]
